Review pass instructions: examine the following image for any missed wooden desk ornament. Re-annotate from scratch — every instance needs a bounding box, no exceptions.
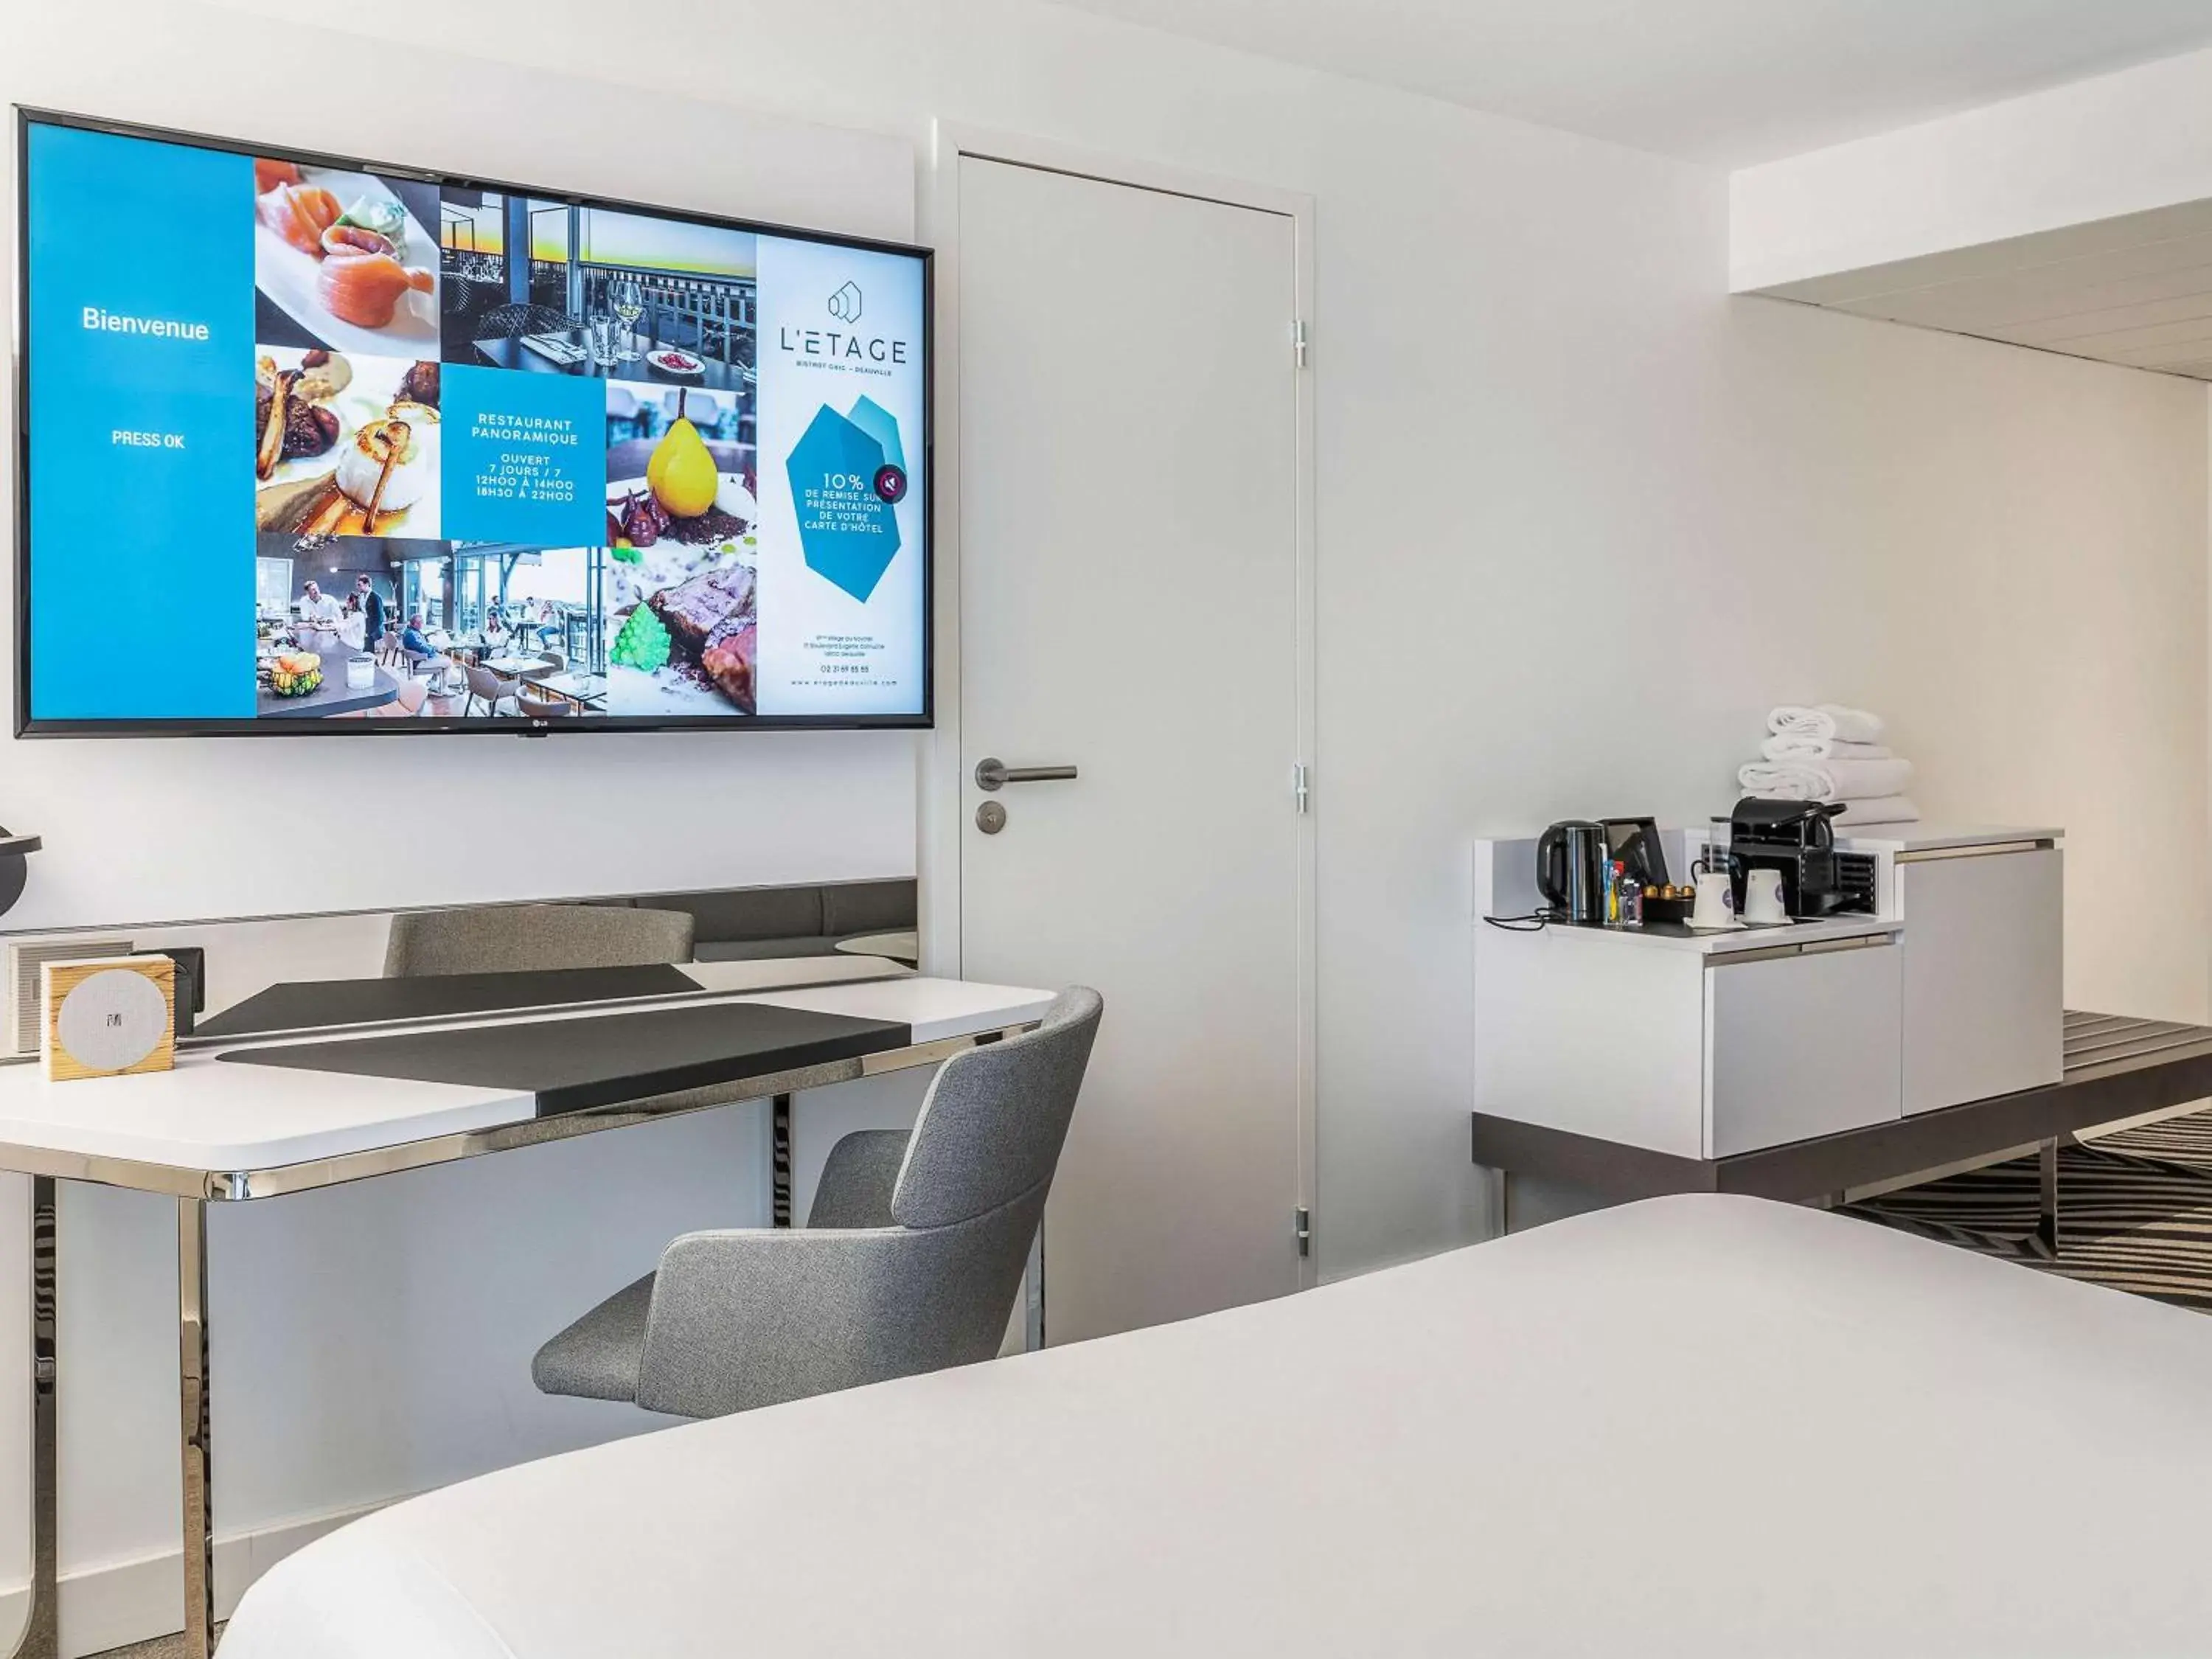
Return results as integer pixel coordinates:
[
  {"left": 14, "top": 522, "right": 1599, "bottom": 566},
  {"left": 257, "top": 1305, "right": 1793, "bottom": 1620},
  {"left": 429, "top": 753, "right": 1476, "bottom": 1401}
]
[{"left": 43, "top": 956, "right": 177, "bottom": 1081}]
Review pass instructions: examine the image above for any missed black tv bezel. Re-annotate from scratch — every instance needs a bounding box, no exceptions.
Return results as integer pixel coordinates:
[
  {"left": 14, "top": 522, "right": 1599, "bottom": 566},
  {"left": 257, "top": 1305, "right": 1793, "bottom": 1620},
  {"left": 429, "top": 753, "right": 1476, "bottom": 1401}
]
[{"left": 11, "top": 105, "right": 936, "bottom": 738}]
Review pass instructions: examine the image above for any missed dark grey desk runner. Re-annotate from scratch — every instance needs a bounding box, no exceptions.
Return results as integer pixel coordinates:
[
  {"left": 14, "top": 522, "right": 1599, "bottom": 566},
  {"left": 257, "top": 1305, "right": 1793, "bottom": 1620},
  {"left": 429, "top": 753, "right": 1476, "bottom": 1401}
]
[
  {"left": 197, "top": 964, "right": 700, "bottom": 1040},
  {"left": 220, "top": 1001, "right": 913, "bottom": 1116},
  {"left": 1470, "top": 1010, "right": 2212, "bottom": 1203}
]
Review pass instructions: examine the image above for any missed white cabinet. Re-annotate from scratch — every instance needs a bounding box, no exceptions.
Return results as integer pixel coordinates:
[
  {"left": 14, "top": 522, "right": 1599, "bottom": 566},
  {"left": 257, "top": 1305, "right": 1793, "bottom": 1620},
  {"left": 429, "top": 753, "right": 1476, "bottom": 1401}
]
[
  {"left": 1893, "top": 847, "right": 2063, "bottom": 1114},
  {"left": 1470, "top": 857, "right": 1903, "bottom": 1159},
  {"left": 1471, "top": 827, "right": 2061, "bottom": 1166},
  {"left": 1472, "top": 922, "right": 1711, "bottom": 1157},
  {"left": 1706, "top": 942, "right": 1902, "bottom": 1155}
]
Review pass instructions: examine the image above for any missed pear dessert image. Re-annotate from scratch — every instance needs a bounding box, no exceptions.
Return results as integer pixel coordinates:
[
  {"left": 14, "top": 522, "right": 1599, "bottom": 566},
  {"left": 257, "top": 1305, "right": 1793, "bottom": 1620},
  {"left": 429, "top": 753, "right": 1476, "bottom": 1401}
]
[
  {"left": 607, "top": 387, "right": 752, "bottom": 553},
  {"left": 647, "top": 391, "right": 719, "bottom": 519},
  {"left": 602, "top": 382, "right": 762, "bottom": 718}
]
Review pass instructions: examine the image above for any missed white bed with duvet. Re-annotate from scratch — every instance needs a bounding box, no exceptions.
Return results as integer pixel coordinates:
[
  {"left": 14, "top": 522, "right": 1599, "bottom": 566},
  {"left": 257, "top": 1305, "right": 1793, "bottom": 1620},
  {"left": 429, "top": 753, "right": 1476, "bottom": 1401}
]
[{"left": 221, "top": 1195, "right": 2212, "bottom": 1658}]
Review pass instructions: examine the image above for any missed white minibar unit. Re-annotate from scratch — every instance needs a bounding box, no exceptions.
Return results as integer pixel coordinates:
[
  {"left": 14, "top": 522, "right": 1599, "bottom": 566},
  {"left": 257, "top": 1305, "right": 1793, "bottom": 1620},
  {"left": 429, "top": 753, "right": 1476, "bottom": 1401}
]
[
  {"left": 1683, "top": 822, "right": 2067, "bottom": 1116},
  {"left": 1838, "top": 825, "right": 2065, "bottom": 1116},
  {"left": 1475, "top": 823, "right": 2066, "bottom": 1163},
  {"left": 1474, "top": 835, "right": 1903, "bottom": 1158}
]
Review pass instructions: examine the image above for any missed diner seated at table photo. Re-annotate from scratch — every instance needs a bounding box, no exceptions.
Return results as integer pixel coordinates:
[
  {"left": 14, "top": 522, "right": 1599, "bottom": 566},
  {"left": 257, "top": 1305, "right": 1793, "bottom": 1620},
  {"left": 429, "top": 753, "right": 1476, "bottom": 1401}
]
[{"left": 400, "top": 613, "right": 450, "bottom": 671}]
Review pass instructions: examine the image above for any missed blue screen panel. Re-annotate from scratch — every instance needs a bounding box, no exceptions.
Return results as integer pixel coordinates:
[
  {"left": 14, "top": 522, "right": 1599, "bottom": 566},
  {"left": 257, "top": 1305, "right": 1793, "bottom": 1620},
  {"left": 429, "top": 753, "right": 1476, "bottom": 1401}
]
[{"left": 26, "top": 124, "right": 257, "bottom": 720}]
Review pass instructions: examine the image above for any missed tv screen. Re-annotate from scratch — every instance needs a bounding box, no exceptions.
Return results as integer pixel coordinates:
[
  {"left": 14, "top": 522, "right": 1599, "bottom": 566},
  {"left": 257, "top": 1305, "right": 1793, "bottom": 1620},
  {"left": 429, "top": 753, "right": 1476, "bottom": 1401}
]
[{"left": 13, "top": 109, "right": 931, "bottom": 734}]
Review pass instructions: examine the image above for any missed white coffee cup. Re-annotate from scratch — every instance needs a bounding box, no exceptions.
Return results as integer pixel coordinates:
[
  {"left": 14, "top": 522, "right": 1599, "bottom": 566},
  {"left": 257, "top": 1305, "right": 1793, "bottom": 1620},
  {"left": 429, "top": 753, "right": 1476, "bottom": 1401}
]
[
  {"left": 1743, "top": 868, "right": 1787, "bottom": 926},
  {"left": 1691, "top": 870, "right": 1735, "bottom": 928}
]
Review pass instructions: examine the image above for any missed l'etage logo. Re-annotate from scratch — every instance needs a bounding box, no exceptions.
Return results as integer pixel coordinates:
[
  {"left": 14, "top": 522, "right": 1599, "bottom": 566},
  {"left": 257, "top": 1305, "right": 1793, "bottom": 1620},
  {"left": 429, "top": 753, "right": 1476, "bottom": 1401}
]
[{"left": 778, "top": 276, "right": 908, "bottom": 367}]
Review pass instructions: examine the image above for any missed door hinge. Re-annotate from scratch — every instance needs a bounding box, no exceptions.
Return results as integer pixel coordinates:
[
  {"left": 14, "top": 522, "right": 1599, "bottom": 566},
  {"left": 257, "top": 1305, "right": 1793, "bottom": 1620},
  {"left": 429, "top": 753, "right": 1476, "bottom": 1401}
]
[
  {"left": 1292, "top": 762, "right": 1310, "bottom": 813},
  {"left": 1295, "top": 1206, "right": 1312, "bottom": 1256},
  {"left": 1292, "top": 319, "right": 1309, "bottom": 369}
]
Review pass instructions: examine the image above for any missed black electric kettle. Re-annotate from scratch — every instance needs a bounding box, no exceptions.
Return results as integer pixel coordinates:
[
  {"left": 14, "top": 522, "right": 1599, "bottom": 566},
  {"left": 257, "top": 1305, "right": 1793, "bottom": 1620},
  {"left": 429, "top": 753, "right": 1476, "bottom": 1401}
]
[{"left": 1536, "top": 820, "right": 1607, "bottom": 923}]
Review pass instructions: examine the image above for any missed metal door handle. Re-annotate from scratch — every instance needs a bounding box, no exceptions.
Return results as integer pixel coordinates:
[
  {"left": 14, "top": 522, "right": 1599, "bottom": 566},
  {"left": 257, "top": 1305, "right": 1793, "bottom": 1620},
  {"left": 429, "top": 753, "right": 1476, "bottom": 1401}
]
[{"left": 975, "top": 757, "right": 1078, "bottom": 792}]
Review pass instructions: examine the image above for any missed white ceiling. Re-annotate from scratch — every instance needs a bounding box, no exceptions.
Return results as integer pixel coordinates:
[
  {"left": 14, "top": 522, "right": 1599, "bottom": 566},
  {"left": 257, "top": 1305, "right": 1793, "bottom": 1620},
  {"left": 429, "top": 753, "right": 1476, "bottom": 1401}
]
[
  {"left": 1044, "top": 0, "right": 2212, "bottom": 166},
  {"left": 1758, "top": 201, "right": 2212, "bottom": 382}
]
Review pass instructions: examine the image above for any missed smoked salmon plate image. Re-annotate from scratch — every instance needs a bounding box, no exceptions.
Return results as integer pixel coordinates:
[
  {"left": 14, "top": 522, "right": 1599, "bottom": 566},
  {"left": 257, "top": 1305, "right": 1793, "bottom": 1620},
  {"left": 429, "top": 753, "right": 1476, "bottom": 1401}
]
[{"left": 252, "top": 161, "right": 438, "bottom": 355}]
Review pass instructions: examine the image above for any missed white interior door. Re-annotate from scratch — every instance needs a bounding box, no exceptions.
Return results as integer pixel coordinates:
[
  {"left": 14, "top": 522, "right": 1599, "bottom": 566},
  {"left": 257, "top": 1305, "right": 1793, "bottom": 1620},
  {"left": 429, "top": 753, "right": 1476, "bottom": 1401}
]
[{"left": 954, "top": 153, "right": 1307, "bottom": 1343}]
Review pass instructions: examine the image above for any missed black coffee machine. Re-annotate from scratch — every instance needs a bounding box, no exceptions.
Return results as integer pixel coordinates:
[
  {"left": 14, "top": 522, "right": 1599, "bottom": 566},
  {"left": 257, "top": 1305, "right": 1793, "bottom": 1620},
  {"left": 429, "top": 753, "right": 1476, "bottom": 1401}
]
[{"left": 1725, "top": 796, "right": 1850, "bottom": 917}]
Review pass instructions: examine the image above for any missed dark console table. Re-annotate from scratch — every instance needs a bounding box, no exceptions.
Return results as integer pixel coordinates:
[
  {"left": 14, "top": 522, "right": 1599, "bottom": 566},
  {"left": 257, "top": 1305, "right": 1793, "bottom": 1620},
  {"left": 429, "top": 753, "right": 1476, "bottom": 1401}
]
[{"left": 1472, "top": 1012, "right": 2212, "bottom": 1245}]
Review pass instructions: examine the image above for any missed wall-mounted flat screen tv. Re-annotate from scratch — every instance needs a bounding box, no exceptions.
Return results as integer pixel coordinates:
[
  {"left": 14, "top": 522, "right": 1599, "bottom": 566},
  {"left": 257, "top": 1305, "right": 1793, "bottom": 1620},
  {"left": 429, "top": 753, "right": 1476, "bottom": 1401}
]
[{"left": 13, "top": 108, "right": 931, "bottom": 734}]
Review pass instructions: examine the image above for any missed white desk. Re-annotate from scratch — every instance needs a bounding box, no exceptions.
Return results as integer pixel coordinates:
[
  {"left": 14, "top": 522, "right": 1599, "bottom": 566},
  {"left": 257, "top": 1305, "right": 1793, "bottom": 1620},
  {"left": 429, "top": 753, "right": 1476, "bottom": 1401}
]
[
  {"left": 0, "top": 969, "right": 1054, "bottom": 1659},
  {"left": 832, "top": 929, "right": 921, "bottom": 963}
]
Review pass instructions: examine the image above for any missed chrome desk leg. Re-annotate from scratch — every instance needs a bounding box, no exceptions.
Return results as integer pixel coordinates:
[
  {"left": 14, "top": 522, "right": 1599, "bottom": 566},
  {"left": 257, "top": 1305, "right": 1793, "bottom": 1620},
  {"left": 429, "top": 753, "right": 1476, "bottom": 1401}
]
[
  {"left": 1023, "top": 1226, "right": 1046, "bottom": 1352},
  {"left": 7, "top": 1177, "right": 59, "bottom": 1659},
  {"left": 2038, "top": 1138, "right": 2061, "bottom": 1256},
  {"left": 178, "top": 1199, "right": 215, "bottom": 1659}
]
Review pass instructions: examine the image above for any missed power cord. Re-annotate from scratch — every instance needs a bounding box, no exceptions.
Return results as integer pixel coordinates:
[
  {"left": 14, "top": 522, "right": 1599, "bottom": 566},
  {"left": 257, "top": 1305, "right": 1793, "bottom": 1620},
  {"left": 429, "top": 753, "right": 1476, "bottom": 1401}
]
[{"left": 1482, "top": 910, "right": 1559, "bottom": 933}]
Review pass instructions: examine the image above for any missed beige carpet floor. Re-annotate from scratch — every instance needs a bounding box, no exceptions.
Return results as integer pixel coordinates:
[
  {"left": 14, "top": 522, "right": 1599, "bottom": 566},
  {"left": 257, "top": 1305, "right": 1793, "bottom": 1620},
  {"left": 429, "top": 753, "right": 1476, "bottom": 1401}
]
[{"left": 94, "top": 1632, "right": 221, "bottom": 1658}]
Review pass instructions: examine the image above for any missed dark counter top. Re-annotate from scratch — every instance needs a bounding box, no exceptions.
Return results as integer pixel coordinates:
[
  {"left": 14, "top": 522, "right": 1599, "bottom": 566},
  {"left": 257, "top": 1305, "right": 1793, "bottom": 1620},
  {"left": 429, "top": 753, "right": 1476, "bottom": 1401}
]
[
  {"left": 221, "top": 998, "right": 914, "bottom": 1116},
  {"left": 257, "top": 657, "right": 405, "bottom": 719},
  {"left": 197, "top": 964, "right": 700, "bottom": 1039}
]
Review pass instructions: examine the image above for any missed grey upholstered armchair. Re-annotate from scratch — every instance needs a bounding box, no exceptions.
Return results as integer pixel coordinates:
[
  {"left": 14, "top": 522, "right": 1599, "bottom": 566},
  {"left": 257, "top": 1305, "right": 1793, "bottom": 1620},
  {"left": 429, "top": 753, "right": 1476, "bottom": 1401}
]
[{"left": 532, "top": 986, "right": 1103, "bottom": 1419}]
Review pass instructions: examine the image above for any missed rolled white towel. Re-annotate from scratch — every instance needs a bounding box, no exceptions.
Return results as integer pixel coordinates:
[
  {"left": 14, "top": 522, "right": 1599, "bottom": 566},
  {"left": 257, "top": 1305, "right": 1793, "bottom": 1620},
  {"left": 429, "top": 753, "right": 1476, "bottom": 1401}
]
[
  {"left": 1828, "top": 795, "right": 1920, "bottom": 827},
  {"left": 1736, "top": 756, "right": 1916, "bottom": 801},
  {"left": 1767, "top": 704, "right": 1885, "bottom": 745},
  {"left": 1758, "top": 734, "right": 1893, "bottom": 764}
]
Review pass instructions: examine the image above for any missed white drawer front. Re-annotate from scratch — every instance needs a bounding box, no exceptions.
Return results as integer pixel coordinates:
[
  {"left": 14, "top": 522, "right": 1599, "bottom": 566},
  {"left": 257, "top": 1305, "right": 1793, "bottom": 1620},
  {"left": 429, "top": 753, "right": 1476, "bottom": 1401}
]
[
  {"left": 1897, "top": 848, "right": 2063, "bottom": 1114},
  {"left": 1475, "top": 928, "right": 1708, "bottom": 1158},
  {"left": 1705, "top": 943, "right": 1902, "bottom": 1158}
]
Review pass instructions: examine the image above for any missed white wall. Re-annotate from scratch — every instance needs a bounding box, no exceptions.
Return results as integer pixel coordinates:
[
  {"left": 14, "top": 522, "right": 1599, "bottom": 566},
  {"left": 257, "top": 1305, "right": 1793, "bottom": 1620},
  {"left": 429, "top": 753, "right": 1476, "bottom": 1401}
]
[
  {"left": 205, "top": 0, "right": 2207, "bottom": 1256},
  {"left": 86, "top": 0, "right": 2212, "bottom": 1264},
  {"left": 3, "top": 0, "right": 2208, "bottom": 1641},
  {"left": 1731, "top": 44, "right": 2212, "bottom": 291},
  {"left": 0, "top": 12, "right": 921, "bottom": 933}
]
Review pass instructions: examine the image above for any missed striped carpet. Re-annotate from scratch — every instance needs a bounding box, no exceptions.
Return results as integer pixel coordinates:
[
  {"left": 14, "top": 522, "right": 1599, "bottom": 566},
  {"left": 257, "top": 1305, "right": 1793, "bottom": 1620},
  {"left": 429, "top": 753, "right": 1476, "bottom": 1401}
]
[{"left": 1851, "top": 1106, "right": 2212, "bottom": 1307}]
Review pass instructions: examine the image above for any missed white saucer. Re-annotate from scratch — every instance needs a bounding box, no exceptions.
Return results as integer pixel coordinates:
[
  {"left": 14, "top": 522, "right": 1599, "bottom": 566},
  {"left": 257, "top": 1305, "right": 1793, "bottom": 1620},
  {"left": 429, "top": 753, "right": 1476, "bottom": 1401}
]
[{"left": 1682, "top": 917, "right": 1748, "bottom": 932}]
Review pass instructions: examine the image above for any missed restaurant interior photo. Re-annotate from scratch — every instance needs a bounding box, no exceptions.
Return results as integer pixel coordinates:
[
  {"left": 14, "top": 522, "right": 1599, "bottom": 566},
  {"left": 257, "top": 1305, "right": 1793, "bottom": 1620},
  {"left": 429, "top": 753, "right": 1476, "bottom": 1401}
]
[
  {"left": 255, "top": 536, "right": 609, "bottom": 720},
  {"left": 438, "top": 189, "right": 758, "bottom": 393}
]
